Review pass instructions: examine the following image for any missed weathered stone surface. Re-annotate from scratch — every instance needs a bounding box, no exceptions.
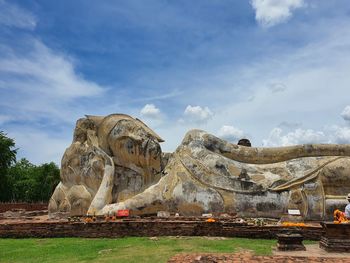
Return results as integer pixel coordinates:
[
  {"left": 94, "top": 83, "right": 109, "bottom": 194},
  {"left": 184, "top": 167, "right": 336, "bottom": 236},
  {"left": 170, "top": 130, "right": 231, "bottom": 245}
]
[
  {"left": 49, "top": 114, "right": 163, "bottom": 217},
  {"left": 49, "top": 114, "right": 350, "bottom": 220}
]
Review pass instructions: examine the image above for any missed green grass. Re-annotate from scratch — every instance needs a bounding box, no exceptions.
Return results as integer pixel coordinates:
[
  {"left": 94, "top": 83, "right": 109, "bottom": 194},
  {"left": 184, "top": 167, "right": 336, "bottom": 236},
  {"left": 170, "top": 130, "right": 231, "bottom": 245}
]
[{"left": 0, "top": 237, "right": 299, "bottom": 263}]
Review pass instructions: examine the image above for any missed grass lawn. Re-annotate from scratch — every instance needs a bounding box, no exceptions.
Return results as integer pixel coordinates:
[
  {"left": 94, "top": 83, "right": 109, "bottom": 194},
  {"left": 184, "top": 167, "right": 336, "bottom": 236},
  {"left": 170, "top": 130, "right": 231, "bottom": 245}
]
[{"left": 0, "top": 237, "right": 314, "bottom": 263}]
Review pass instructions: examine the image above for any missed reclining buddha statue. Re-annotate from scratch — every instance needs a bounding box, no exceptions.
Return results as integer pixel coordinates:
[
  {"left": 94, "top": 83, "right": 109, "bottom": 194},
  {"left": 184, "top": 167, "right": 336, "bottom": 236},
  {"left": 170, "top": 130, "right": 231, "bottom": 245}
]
[{"left": 48, "top": 114, "right": 350, "bottom": 220}]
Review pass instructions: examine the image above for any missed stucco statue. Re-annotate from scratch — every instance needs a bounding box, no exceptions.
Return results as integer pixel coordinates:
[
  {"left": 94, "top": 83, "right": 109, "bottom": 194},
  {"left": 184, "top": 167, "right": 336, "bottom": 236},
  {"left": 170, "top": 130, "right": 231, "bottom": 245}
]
[{"left": 49, "top": 114, "right": 350, "bottom": 220}]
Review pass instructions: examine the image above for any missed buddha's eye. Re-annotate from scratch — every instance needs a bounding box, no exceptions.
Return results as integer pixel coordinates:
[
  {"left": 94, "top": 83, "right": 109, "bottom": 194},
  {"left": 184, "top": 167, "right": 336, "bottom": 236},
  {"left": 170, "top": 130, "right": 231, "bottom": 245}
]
[{"left": 125, "top": 138, "right": 134, "bottom": 154}]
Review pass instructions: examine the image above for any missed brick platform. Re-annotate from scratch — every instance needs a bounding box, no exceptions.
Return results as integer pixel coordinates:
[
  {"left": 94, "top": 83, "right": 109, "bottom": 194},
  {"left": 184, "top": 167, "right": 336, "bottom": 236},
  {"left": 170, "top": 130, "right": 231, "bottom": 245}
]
[
  {"left": 0, "top": 203, "right": 47, "bottom": 213},
  {"left": 0, "top": 219, "right": 323, "bottom": 239},
  {"left": 168, "top": 252, "right": 350, "bottom": 263},
  {"left": 320, "top": 222, "right": 350, "bottom": 252},
  {"left": 276, "top": 233, "right": 306, "bottom": 251}
]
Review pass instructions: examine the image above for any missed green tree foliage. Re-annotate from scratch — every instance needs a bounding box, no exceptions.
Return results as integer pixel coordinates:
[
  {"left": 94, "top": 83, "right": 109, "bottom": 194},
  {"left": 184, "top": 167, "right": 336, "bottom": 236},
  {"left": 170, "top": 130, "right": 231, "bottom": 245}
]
[
  {"left": 0, "top": 131, "right": 17, "bottom": 201},
  {"left": 0, "top": 131, "right": 60, "bottom": 202},
  {"left": 7, "top": 159, "right": 60, "bottom": 202}
]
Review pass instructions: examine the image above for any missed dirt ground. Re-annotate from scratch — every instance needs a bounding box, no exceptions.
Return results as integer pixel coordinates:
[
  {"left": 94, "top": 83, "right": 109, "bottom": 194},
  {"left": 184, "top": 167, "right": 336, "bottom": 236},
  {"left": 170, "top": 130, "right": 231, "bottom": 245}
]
[{"left": 168, "top": 248, "right": 350, "bottom": 263}]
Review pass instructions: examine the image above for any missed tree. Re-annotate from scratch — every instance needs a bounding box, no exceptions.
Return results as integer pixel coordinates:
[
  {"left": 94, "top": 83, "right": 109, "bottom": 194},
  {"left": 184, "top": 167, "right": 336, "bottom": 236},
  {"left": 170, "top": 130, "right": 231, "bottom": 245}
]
[
  {"left": 0, "top": 131, "right": 17, "bottom": 171},
  {"left": 0, "top": 131, "right": 60, "bottom": 203},
  {"left": 7, "top": 159, "right": 60, "bottom": 202},
  {"left": 0, "top": 131, "right": 17, "bottom": 201},
  {"left": 37, "top": 162, "right": 60, "bottom": 201}
]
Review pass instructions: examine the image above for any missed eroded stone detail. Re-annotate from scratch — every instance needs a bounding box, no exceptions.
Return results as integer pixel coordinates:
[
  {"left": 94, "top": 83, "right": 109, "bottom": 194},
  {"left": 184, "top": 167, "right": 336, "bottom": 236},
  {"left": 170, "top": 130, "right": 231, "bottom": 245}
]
[{"left": 49, "top": 114, "right": 350, "bottom": 219}]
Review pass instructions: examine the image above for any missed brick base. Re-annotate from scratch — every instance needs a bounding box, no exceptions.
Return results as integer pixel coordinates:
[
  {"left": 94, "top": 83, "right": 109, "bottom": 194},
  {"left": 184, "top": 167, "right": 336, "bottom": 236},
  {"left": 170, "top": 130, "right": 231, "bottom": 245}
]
[
  {"left": 320, "top": 222, "right": 350, "bottom": 252},
  {"left": 0, "top": 203, "right": 47, "bottom": 213},
  {"left": 0, "top": 220, "right": 323, "bottom": 239}
]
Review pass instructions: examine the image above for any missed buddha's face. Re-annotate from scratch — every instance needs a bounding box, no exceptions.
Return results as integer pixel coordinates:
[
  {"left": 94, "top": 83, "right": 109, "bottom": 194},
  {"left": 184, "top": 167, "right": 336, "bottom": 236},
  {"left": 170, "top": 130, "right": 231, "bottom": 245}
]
[{"left": 108, "top": 119, "right": 163, "bottom": 180}]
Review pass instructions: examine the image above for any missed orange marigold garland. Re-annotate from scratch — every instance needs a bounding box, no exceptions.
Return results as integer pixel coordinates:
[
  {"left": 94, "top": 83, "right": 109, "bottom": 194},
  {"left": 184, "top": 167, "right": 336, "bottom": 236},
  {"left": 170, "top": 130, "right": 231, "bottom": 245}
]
[
  {"left": 334, "top": 209, "right": 349, "bottom": 224},
  {"left": 281, "top": 222, "right": 306, "bottom": 227}
]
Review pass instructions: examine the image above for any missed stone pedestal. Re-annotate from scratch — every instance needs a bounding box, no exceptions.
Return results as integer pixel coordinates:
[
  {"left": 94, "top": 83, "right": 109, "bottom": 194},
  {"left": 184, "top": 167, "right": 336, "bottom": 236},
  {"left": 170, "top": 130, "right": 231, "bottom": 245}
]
[
  {"left": 319, "top": 222, "right": 350, "bottom": 252},
  {"left": 277, "top": 233, "right": 306, "bottom": 251}
]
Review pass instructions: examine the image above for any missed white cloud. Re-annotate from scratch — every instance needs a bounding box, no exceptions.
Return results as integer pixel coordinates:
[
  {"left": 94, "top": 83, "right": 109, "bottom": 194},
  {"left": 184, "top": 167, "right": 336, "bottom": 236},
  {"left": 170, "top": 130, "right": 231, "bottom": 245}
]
[
  {"left": 0, "top": 39, "right": 105, "bottom": 123},
  {"left": 0, "top": 0, "right": 37, "bottom": 30},
  {"left": 140, "top": 104, "right": 161, "bottom": 118},
  {"left": 341, "top": 105, "right": 350, "bottom": 122},
  {"left": 183, "top": 105, "right": 213, "bottom": 124},
  {"left": 0, "top": 40, "right": 103, "bottom": 99},
  {"left": 250, "top": 0, "right": 304, "bottom": 27},
  {"left": 0, "top": 38, "right": 107, "bottom": 164},
  {"left": 330, "top": 126, "right": 350, "bottom": 144},
  {"left": 217, "top": 125, "right": 245, "bottom": 143},
  {"left": 262, "top": 127, "right": 328, "bottom": 146}
]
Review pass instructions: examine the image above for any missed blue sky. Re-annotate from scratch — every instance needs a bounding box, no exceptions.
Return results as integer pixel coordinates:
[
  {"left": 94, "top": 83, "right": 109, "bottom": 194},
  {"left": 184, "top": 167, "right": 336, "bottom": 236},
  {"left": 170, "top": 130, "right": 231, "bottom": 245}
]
[{"left": 1, "top": 0, "right": 350, "bottom": 164}]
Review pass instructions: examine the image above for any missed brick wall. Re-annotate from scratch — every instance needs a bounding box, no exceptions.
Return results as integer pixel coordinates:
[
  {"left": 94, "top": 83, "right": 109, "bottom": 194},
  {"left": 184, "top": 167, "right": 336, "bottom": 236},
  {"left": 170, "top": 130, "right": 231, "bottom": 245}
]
[
  {"left": 0, "top": 220, "right": 323, "bottom": 240},
  {"left": 0, "top": 203, "right": 48, "bottom": 213}
]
